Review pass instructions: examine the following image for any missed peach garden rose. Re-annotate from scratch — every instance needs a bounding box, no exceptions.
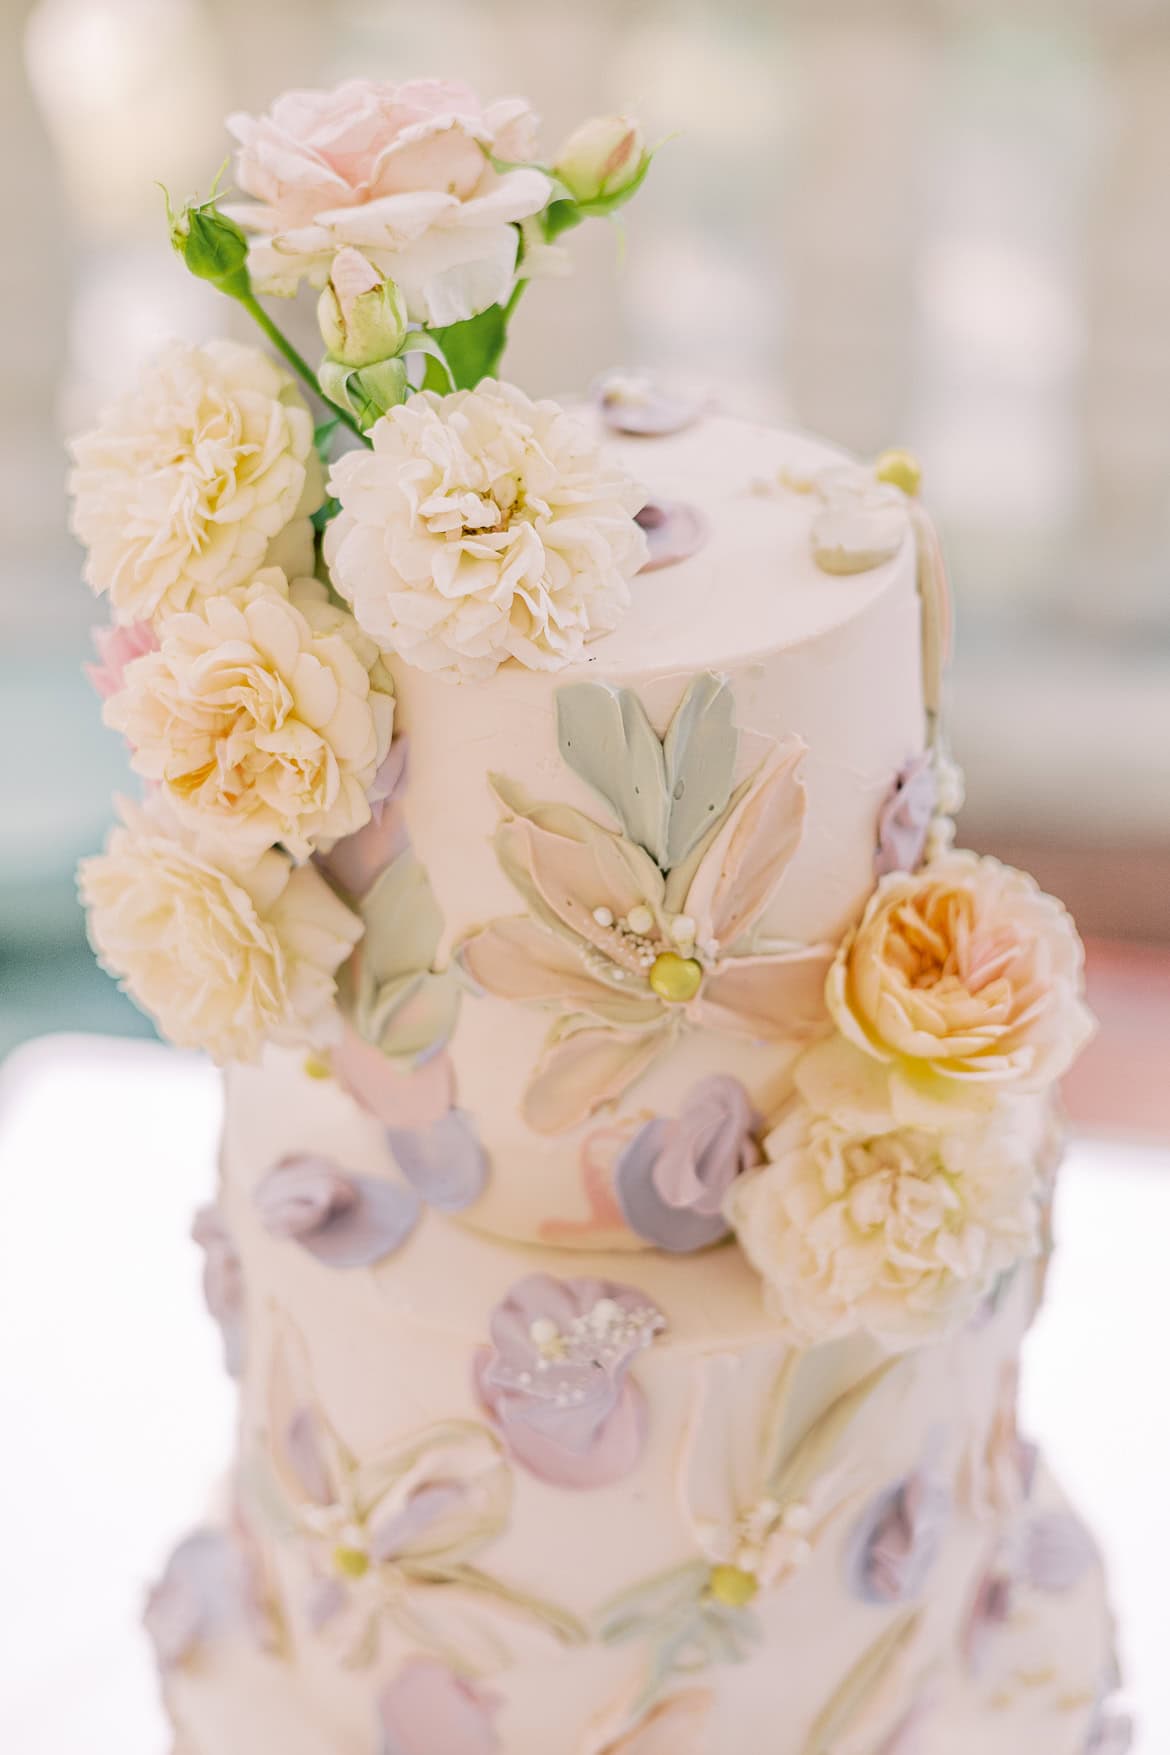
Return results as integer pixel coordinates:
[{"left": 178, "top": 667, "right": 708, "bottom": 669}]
[
  {"left": 797, "top": 852, "right": 1094, "bottom": 1129},
  {"left": 225, "top": 78, "right": 551, "bottom": 324}
]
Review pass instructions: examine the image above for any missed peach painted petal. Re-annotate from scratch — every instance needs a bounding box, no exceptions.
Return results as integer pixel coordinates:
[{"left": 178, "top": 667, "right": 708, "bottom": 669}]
[
  {"left": 494, "top": 795, "right": 665, "bottom": 957},
  {"left": 684, "top": 737, "right": 808, "bottom": 949},
  {"left": 522, "top": 1025, "right": 669, "bottom": 1135},
  {"left": 695, "top": 945, "right": 833, "bottom": 1041},
  {"left": 332, "top": 1023, "right": 455, "bottom": 1128},
  {"left": 460, "top": 918, "right": 660, "bottom": 1028}
]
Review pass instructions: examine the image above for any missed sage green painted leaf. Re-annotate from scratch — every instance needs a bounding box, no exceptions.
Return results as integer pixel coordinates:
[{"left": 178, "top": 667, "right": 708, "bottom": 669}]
[
  {"left": 801, "top": 1609, "right": 923, "bottom": 1755},
  {"left": 765, "top": 1358, "right": 901, "bottom": 1505},
  {"left": 360, "top": 850, "right": 445, "bottom": 988},
  {"left": 661, "top": 672, "right": 737, "bottom": 868},
  {"left": 597, "top": 1559, "right": 711, "bottom": 1645},
  {"left": 556, "top": 682, "right": 670, "bottom": 863},
  {"left": 413, "top": 1561, "right": 590, "bottom": 1647}
]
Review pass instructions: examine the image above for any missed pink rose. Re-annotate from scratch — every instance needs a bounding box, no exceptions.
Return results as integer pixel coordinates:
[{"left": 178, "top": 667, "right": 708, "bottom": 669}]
[
  {"left": 85, "top": 620, "right": 158, "bottom": 701},
  {"left": 226, "top": 79, "right": 551, "bottom": 324}
]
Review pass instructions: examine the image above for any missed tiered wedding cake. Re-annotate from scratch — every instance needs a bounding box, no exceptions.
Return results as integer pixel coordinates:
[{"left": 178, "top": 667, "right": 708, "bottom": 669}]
[{"left": 71, "top": 78, "right": 1128, "bottom": 1755}]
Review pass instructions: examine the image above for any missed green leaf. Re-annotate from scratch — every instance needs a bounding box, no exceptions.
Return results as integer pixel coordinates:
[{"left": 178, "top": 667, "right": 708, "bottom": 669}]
[
  {"left": 556, "top": 673, "right": 738, "bottom": 873},
  {"left": 542, "top": 196, "right": 585, "bottom": 241},
  {"left": 429, "top": 303, "right": 509, "bottom": 390},
  {"left": 765, "top": 1358, "right": 901, "bottom": 1505},
  {"left": 310, "top": 495, "right": 340, "bottom": 534},
  {"left": 556, "top": 682, "right": 671, "bottom": 865},
  {"left": 801, "top": 1610, "right": 923, "bottom": 1755},
  {"left": 574, "top": 148, "right": 655, "bottom": 220},
  {"left": 661, "top": 673, "right": 737, "bottom": 868}
]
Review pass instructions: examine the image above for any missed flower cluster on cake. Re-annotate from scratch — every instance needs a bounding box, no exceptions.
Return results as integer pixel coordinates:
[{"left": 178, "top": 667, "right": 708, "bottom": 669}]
[{"left": 69, "top": 72, "right": 1124, "bottom": 1755}]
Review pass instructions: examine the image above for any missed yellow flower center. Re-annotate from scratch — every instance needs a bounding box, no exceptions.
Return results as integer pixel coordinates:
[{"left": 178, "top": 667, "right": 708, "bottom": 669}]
[
  {"left": 648, "top": 952, "right": 704, "bottom": 1003},
  {"left": 708, "top": 1563, "right": 760, "bottom": 1607},
  {"left": 332, "top": 1545, "right": 371, "bottom": 1579},
  {"left": 874, "top": 448, "right": 922, "bottom": 497},
  {"left": 303, "top": 1052, "right": 332, "bottom": 1080}
]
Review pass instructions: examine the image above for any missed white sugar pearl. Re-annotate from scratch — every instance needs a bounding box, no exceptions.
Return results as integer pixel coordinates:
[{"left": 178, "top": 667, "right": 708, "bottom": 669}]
[
  {"left": 592, "top": 906, "right": 614, "bottom": 928},
  {"left": 589, "top": 1296, "right": 623, "bottom": 1333},
  {"left": 669, "top": 913, "right": 696, "bottom": 944},
  {"left": 529, "top": 1317, "right": 559, "bottom": 1346},
  {"left": 626, "top": 904, "right": 654, "bottom": 936}
]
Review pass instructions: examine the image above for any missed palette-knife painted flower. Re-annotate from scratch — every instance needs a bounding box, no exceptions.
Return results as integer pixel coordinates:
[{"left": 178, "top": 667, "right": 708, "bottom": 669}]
[
  {"left": 460, "top": 675, "right": 833, "bottom": 1133},
  {"left": 378, "top": 1656, "right": 502, "bottom": 1755},
  {"left": 262, "top": 1334, "right": 584, "bottom": 1671},
  {"left": 475, "top": 1275, "right": 666, "bottom": 1489}
]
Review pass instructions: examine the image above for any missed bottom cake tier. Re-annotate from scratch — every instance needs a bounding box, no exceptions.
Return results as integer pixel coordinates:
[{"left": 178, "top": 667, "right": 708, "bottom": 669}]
[
  {"left": 160, "top": 1461, "right": 1123, "bottom": 1754},
  {"left": 146, "top": 1060, "right": 1130, "bottom": 1754}
]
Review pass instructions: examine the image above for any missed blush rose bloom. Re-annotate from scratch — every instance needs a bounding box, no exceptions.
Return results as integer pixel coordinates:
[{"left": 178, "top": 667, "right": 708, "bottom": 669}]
[
  {"left": 68, "top": 341, "right": 323, "bottom": 627},
  {"left": 79, "top": 797, "right": 361, "bottom": 1063},
  {"left": 798, "top": 852, "right": 1094, "bottom": 1129},
  {"left": 225, "top": 78, "right": 551, "bottom": 324},
  {"left": 726, "top": 1103, "right": 1041, "bottom": 1349},
  {"left": 325, "top": 381, "right": 648, "bottom": 678},
  {"left": 103, "top": 569, "right": 394, "bottom": 860}
]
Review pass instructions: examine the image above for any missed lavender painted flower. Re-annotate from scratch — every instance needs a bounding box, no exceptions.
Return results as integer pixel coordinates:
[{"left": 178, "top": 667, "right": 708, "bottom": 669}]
[
  {"left": 614, "top": 1075, "right": 761, "bottom": 1252},
  {"left": 635, "top": 500, "right": 709, "bottom": 573},
  {"left": 874, "top": 753, "right": 937, "bottom": 878},
  {"left": 191, "top": 1204, "right": 244, "bottom": 1376},
  {"left": 963, "top": 1563, "right": 1015, "bottom": 1671},
  {"left": 254, "top": 1125, "right": 487, "bottom": 1271},
  {"left": 475, "top": 1276, "right": 666, "bottom": 1489},
  {"left": 847, "top": 1470, "right": 949, "bottom": 1605},
  {"left": 144, "top": 1528, "right": 240, "bottom": 1670},
  {"left": 1021, "top": 1511, "right": 1098, "bottom": 1594},
  {"left": 266, "top": 1335, "right": 584, "bottom": 1670},
  {"left": 593, "top": 370, "right": 706, "bottom": 436},
  {"left": 378, "top": 1658, "right": 501, "bottom": 1755},
  {"left": 255, "top": 1156, "right": 422, "bottom": 1269}
]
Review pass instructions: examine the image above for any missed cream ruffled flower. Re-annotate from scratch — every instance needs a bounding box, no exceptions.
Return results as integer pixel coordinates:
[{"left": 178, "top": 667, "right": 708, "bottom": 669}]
[
  {"left": 225, "top": 78, "right": 551, "bottom": 324},
  {"left": 325, "top": 381, "right": 648, "bottom": 679},
  {"left": 103, "top": 568, "right": 394, "bottom": 860},
  {"left": 68, "top": 340, "right": 324, "bottom": 626},
  {"left": 726, "top": 1104, "right": 1040, "bottom": 1349},
  {"left": 79, "top": 797, "right": 361, "bottom": 1063},
  {"left": 798, "top": 852, "right": 1095, "bottom": 1130}
]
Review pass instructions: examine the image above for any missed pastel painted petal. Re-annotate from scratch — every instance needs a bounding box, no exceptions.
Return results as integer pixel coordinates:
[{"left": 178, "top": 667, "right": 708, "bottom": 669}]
[
  {"left": 1021, "top": 1512, "right": 1097, "bottom": 1594},
  {"left": 332, "top": 1025, "right": 455, "bottom": 1128},
  {"left": 386, "top": 1108, "right": 488, "bottom": 1213},
  {"left": 369, "top": 1482, "right": 468, "bottom": 1562},
  {"left": 459, "top": 916, "right": 660, "bottom": 1027},
  {"left": 684, "top": 738, "right": 808, "bottom": 948},
  {"left": 475, "top": 1354, "right": 651, "bottom": 1490},
  {"left": 144, "top": 1529, "right": 237, "bottom": 1670},
  {"left": 812, "top": 499, "right": 907, "bottom": 574},
  {"left": 364, "top": 968, "right": 462, "bottom": 1061},
  {"left": 191, "top": 1205, "right": 245, "bottom": 1378},
  {"left": 874, "top": 753, "right": 936, "bottom": 880},
  {"left": 553, "top": 683, "right": 670, "bottom": 865},
  {"left": 846, "top": 1474, "right": 949, "bottom": 1605},
  {"left": 594, "top": 371, "right": 706, "bottom": 436},
  {"left": 254, "top": 1155, "right": 422, "bottom": 1268},
  {"left": 317, "top": 794, "right": 409, "bottom": 898},
  {"left": 267, "top": 1334, "right": 345, "bottom": 1511},
  {"left": 587, "top": 1688, "right": 717, "bottom": 1755},
  {"left": 697, "top": 946, "right": 833, "bottom": 1041},
  {"left": 614, "top": 1120, "right": 731, "bottom": 1253},
  {"left": 379, "top": 1657, "right": 501, "bottom": 1755},
  {"left": 357, "top": 849, "right": 446, "bottom": 990},
  {"left": 635, "top": 500, "right": 709, "bottom": 572},
  {"left": 494, "top": 791, "right": 666, "bottom": 950},
  {"left": 522, "top": 1024, "right": 669, "bottom": 1134}
]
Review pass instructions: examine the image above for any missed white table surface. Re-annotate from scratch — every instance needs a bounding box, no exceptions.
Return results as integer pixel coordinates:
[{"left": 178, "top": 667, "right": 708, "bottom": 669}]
[{"left": 0, "top": 1034, "right": 1165, "bottom": 1754}]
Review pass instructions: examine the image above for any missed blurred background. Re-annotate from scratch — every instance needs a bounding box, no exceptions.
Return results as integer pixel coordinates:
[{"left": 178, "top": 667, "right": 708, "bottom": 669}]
[{"left": 1, "top": 0, "right": 1167, "bottom": 1130}]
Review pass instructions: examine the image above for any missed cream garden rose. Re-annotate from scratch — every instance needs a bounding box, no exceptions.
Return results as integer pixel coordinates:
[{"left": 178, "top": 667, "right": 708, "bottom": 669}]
[
  {"left": 79, "top": 798, "right": 361, "bottom": 1063},
  {"left": 68, "top": 340, "right": 323, "bottom": 626},
  {"left": 726, "top": 1103, "right": 1041, "bottom": 1349},
  {"left": 797, "top": 851, "right": 1094, "bottom": 1129},
  {"left": 225, "top": 78, "right": 551, "bottom": 324},
  {"left": 103, "top": 569, "right": 394, "bottom": 860},
  {"left": 324, "top": 380, "right": 649, "bottom": 679}
]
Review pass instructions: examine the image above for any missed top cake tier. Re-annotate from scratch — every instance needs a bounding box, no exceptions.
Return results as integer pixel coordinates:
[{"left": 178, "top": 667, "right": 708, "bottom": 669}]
[{"left": 317, "top": 408, "right": 928, "bottom": 1248}]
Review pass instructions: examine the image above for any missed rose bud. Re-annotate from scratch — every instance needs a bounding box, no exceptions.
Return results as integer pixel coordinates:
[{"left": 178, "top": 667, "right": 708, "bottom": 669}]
[
  {"left": 168, "top": 197, "right": 251, "bottom": 298},
  {"left": 317, "top": 248, "right": 408, "bottom": 369},
  {"left": 554, "top": 115, "right": 647, "bottom": 205},
  {"left": 318, "top": 355, "right": 409, "bottom": 431}
]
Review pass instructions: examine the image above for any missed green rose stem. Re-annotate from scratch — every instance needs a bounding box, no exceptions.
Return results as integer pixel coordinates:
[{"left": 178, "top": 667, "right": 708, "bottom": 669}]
[
  {"left": 166, "top": 188, "right": 372, "bottom": 447},
  {"left": 236, "top": 291, "right": 372, "bottom": 447}
]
